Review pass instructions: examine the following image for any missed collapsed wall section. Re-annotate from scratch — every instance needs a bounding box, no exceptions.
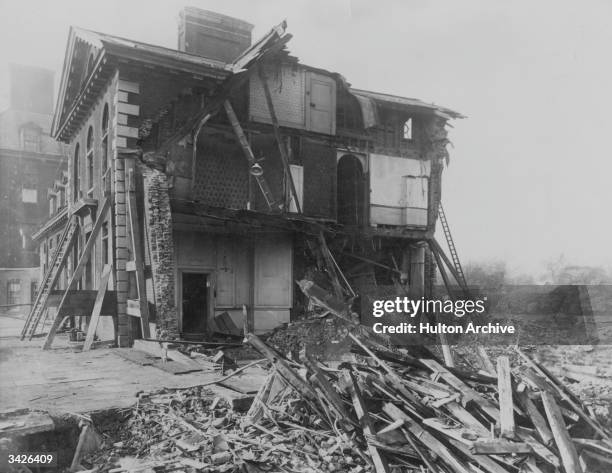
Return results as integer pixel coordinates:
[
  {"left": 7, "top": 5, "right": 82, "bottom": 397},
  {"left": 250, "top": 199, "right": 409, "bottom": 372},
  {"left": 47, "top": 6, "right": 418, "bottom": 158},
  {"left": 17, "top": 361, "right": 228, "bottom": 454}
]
[{"left": 141, "top": 165, "right": 178, "bottom": 337}]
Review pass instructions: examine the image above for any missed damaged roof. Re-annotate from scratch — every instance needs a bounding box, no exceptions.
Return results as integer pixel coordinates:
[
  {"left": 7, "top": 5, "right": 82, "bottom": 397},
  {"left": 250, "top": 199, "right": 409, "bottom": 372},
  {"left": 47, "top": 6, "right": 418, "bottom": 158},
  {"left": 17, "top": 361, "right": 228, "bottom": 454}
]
[{"left": 350, "top": 88, "right": 464, "bottom": 121}]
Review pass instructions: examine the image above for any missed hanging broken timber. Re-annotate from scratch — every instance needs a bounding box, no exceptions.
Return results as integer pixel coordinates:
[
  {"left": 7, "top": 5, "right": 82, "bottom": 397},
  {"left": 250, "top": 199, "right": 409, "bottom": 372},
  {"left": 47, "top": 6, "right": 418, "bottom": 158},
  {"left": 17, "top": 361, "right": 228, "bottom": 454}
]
[
  {"left": 317, "top": 232, "right": 346, "bottom": 299},
  {"left": 82, "top": 264, "right": 112, "bottom": 352},
  {"left": 126, "top": 160, "right": 151, "bottom": 339},
  {"left": 42, "top": 197, "right": 111, "bottom": 350},
  {"left": 21, "top": 216, "right": 78, "bottom": 340},
  {"left": 223, "top": 100, "right": 280, "bottom": 211},
  {"left": 258, "top": 65, "right": 302, "bottom": 213}
]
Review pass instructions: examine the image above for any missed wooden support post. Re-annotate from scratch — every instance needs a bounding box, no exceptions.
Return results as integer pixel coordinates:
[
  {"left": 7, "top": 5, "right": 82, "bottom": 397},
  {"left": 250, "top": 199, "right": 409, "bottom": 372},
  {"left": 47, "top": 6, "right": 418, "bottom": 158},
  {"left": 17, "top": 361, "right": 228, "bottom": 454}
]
[
  {"left": 430, "top": 238, "right": 470, "bottom": 292},
  {"left": 497, "top": 356, "right": 515, "bottom": 438},
  {"left": 541, "top": 391, "right": 584, "bottom": 473},
  {"left": 258, "top": 65, "right": 302, "bottom": 213},
  {"left": 126, "top": 162, "right": 150, "bottom": 339},
  {"left": 347, "top": 371, "right": 391, "bottom": 473},
  {"left": 43, "top": 199, "right": 111, "bottom": 350},
  {"left": 427, "top": 240, "right": 455, "bottom": 367},
  {"left": 82, "top": 265, "right": 112, "bottom": 352}
]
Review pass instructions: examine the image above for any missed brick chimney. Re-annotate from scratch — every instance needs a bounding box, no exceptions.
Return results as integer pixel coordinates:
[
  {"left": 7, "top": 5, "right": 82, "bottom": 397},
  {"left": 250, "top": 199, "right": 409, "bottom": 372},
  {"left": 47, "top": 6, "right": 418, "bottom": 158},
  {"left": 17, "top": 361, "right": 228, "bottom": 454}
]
[{"left": 178, "top": 7, "right": 254, "bottom": 63}]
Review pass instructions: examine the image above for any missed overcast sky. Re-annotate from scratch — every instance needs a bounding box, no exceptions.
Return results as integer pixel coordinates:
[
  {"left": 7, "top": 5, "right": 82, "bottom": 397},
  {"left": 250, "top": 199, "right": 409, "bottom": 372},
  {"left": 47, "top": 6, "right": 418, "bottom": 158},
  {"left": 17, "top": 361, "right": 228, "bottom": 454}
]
[{"left": 1, "top": 0, "right": 611, "bottom": 276}]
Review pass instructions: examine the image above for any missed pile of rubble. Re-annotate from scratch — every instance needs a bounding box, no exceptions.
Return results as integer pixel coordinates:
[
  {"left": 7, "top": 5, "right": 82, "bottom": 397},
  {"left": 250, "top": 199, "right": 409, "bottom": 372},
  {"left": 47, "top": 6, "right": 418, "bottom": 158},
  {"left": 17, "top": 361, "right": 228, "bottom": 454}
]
[{"left": 82, "top": 331, "right": 611, "bottom": 473}]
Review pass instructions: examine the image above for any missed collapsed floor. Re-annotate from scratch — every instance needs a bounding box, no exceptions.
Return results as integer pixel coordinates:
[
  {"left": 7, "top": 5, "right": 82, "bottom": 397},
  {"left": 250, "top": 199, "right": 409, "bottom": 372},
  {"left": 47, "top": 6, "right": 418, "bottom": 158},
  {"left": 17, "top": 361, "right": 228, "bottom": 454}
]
[{"left": 9, "top": 329, "right": 604, "bottom": 473}]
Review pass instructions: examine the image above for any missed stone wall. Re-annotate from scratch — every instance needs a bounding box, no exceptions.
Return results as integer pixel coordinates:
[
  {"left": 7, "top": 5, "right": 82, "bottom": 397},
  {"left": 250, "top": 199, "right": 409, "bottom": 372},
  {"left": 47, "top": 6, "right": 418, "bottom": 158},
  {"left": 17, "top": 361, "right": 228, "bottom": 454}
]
[{"left": 141, "top": 165, "right": 178, "bottom": 336}]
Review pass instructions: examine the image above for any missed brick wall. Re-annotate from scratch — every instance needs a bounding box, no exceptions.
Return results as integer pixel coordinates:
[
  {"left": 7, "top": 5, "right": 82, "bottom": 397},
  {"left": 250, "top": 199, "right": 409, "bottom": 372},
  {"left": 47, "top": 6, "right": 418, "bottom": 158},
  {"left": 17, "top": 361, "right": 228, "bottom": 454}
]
[{"left": 142, "top": 165, "right": 178, "bottom": 336}]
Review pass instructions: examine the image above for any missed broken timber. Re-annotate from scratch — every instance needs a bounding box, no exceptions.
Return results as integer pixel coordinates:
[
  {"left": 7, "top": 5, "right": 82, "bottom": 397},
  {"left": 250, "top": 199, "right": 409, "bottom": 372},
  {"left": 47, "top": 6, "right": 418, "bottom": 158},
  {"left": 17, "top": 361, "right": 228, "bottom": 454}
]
[
  {"left": 82, "top": 264, "right": 112, "bottom": 352},
  {"left": 224, "top": 100, "right": 280, "bottom": 211},
  {"left": 43, "top": 197, "right": 111, "bottom": 350}
]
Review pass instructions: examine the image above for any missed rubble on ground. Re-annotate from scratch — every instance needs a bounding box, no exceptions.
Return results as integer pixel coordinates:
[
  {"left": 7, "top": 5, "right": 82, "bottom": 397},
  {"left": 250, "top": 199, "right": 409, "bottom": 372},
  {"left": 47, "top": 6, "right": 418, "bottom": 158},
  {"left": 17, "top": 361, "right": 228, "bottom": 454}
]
[{"left": 76, "top": 331, "right": 611, "bottom": 473}]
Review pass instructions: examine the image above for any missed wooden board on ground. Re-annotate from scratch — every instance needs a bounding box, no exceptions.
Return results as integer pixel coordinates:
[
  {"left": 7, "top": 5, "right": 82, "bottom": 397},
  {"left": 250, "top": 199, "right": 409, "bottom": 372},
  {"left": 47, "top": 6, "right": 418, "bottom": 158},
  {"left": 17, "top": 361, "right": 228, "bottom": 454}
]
[
  {"left": 219, "top": 372, "right": 265, "bottom": 394},
  {"left": 113, "top": 348, "right": 156, "bottom": 366}
]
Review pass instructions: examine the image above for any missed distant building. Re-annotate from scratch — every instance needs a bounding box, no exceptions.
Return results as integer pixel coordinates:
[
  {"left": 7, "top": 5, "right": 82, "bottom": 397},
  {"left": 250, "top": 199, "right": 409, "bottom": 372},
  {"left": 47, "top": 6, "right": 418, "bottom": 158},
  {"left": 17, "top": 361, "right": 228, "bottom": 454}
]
[{"left": 0, "top": 64, "right": 66, "bottom": 313}]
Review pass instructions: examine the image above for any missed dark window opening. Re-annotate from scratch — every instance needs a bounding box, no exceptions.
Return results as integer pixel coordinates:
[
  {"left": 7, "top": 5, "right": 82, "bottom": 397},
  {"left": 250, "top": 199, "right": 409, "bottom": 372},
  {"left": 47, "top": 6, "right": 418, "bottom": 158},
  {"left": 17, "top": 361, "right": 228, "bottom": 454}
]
[
  {"left": 101, "top": 104, "right": 110, "bottom": 193},
  {"left": 337, "top": 154, "right": 365, "bottom": 226},
  {"left": 73, "top": 144, "right": 81, "bottom": 201},
  {"left": 86, "top": 127, "right": 94, "bottom": 196},
  {"left": 102, "top": 223, "right": 109, "bottom": 265}
]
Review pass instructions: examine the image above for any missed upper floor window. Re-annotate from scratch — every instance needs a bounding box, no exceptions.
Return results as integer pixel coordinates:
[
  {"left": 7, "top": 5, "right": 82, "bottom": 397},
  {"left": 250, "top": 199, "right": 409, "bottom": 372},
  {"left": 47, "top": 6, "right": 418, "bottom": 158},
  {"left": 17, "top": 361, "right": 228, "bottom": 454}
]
[
  {"left": 21, "top": 126, "right": 41, "bottom": 152},
  {"left": 73, "top": 144, "right": 81, "bottom": 202},
  {"left": 22, "top": 170, "right": 38, "bottom": 204},
  {"left": 402, "top": 118, "right": 413, "bottom": 141},
  {"left": 7, "top": 279, "right": 21, "bottom": 305},
  {"left": 86, "top": 127, "right": 94, "bottom": 196},
  {"left": 101, "top": 104, "right": 110, "bottom": 193}
]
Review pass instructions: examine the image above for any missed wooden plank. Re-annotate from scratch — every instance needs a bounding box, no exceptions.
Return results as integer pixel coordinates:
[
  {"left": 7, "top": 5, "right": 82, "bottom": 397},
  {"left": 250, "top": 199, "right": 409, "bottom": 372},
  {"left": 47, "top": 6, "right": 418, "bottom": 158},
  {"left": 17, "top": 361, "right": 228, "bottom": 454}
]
[
  {"left": 383, "top": 403, "right": 471, "bottom": 473},
  {"left": 477, "top": 347, "right": 497, "bottom": 375},
  {"left": 447, "top": 438, "right": 511, "bottom": 473},
  {"left": 347, "top": 371, "right": 390, "bottom": 473},
  {"left": 126, "top": 161, "right": 151, "bottom": 338},
  {"left": 258, "top": 65, "right": 301, "bottom": 213},
  {"left": 470, "top": 441, "right": 532, "bottom": 455},
  {"left": 497, "top": 356, "right": 515, "bottom": 438},
  {"left": 541, "top": 391, "right": 584, "bottom": 473},
  {"left": 82, "top": 265, "right": 112, "bottom": 352},
  {"left": 516, "top": 389, "right": 554, "bottom": 446},
  {"left": 245, "top": 333, "right": 316, "bottom": 400},
  {"left": 43, "top": 198, "right": 111, "bottom": 350},
  {"left": 420, "top": 358, "right": 500, "bottom": 421},
  {"left": 516, "top": 348, "right": 610, "bottom": 440}
]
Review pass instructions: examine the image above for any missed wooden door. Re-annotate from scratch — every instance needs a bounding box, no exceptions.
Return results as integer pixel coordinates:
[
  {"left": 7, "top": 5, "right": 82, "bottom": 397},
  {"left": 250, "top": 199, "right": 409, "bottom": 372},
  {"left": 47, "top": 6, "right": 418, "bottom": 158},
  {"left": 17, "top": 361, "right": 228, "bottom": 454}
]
[{"left": 306, "top": 72, "right": 336, "bottom": 135}]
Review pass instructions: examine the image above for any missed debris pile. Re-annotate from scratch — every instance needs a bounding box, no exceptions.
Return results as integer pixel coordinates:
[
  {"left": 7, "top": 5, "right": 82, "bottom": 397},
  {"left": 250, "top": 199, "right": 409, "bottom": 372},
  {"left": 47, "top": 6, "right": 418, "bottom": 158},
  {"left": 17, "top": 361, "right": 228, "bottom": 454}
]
[{"left": 84, "top": 332, "right": 611, "bottom": 473}]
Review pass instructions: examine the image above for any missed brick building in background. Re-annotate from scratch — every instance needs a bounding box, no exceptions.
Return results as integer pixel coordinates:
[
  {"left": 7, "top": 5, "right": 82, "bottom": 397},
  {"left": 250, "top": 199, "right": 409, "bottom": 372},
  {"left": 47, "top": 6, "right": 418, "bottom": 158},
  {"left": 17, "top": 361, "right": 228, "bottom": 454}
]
[
  {"left": 24, "top": 8, "right": 465, "bottom": 349},
  {"left": 0, "top": 65, "right": 67, "bottom": 313}
]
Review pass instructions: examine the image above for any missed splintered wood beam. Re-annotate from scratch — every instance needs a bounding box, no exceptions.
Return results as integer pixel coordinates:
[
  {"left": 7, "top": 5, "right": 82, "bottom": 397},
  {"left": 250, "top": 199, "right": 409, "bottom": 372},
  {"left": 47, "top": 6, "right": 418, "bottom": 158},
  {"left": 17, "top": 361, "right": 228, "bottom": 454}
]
[
  {"left": 245, "top": 333, "right": 317, "bottom": 400},
  {"left": 317, "top": 232, "right": 345, "bottom": 299},
  {"left": 541, "top": 392, "right": 584, "bottom": 473},
  {"left": 420, "top": 358, "right": 500, "bottom": 421},
  {"left": 517, "top": 390, "right": 554, "bottom": 446},
  {"left": 223, "top": 100, "right": 279, "bottom": 211},
  {"left": 383, "top": 403, "right": 471, "bottom": 473},
  {"left": 347, "top": 371, "right": 391, "bottom": 473},
  {"left": 43, "top": 198, "right": 111, "bottom": 350},
  {"left": 515, "top": 347, "right": 611, "bottom": 440},
  {"left": 82, "top": 265, "right": 112, "bottom": 352},
  {"left": 497, "top": 356, "right": 515, "bottom": 439},
  {"left": 258, "top": 65, "right": 301, "bottom": 213},
  {"left": 126, "top": 162, "right": 150, "bottom": 339},
  {"left": 477, "top": 347, "right": 497, "bottom": 376}
]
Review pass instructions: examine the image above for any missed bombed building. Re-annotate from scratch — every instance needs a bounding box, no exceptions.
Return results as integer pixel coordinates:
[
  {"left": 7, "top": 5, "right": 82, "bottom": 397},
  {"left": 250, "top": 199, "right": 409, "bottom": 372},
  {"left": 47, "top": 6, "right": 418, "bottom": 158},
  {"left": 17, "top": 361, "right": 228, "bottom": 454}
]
[{"left": 24, "top": 8, "right": 464, "bottom": 349}]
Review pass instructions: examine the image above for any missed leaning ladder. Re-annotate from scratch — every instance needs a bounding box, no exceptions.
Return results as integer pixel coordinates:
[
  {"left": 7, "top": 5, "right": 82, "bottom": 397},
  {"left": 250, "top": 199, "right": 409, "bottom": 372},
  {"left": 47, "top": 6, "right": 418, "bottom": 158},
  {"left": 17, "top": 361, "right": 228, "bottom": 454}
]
[
  {"left": 21, "top": 216, "right": 78, "bottom": 340},
  {"left": 437, "top": 202, "right": 467, "bottom": 288}
]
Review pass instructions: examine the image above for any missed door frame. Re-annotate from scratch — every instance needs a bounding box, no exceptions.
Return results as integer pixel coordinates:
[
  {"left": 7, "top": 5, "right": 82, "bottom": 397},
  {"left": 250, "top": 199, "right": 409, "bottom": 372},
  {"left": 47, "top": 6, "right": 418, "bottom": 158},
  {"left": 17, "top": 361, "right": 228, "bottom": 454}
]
[{"left": 176, "top": 267, "right": 215, "bottom": 334}]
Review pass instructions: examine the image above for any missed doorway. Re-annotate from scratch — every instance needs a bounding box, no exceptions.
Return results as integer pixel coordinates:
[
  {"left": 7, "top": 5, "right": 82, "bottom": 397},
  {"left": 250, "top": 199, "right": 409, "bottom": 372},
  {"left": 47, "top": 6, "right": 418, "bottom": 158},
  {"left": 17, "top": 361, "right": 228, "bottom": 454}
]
[
  {"left": 181, "top": 272, "right": 209, "bottom": 336},
  {"left": 337, "top": 154, "right": 365, "bottom": 225}
]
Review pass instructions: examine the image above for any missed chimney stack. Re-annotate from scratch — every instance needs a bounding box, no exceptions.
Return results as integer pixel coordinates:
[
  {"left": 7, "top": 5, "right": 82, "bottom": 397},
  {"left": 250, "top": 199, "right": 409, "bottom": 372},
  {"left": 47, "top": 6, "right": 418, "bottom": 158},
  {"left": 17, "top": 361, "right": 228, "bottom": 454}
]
[{"left": 178, "top": 7, "right": 254, "bottom": 63}]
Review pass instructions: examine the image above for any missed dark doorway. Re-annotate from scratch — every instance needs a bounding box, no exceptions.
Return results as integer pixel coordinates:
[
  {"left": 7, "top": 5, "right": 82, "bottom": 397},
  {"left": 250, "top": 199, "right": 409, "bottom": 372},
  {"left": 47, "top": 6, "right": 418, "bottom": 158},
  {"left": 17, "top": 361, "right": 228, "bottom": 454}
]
[
  {"left": 181, "top": 272, "right": 209, "bottom": 335},
  {"left": 337, "top": 154, "right": 365, "bottom": 225}
]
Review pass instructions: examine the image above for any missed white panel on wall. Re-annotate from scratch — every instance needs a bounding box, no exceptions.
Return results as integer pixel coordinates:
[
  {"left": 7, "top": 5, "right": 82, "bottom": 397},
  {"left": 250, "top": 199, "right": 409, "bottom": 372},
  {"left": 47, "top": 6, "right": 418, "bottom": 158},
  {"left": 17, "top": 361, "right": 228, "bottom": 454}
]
[
  {"left": 249, "top": 64, "right": 306, "bottom": 129},
  {"left": 369, "top": 154, "right": 430, "bottom": 227},
  {"left": 254, "top": 235, "right": 292, "bottom": 308}
]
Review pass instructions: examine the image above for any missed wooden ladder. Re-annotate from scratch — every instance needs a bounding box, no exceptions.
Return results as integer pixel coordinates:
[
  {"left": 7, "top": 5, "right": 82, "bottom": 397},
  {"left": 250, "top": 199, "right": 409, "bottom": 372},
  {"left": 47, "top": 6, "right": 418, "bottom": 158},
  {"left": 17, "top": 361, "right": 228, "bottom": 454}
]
[
  {"left": 42, "top": 198, "right": 111, "bottom": 350},
  {"left": 438, "top": 202, "right": 467, "bottom": 288},
  {"left": 21, "top": 216, "right": 78, "bottom": 340}
]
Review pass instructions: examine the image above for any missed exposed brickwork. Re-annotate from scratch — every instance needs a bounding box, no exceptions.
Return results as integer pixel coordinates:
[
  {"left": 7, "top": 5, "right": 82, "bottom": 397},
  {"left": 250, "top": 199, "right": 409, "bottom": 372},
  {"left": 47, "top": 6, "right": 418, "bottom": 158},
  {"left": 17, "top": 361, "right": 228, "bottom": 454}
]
[{"left": 141, "top": 165, "right": 178, "bottom": 336}]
